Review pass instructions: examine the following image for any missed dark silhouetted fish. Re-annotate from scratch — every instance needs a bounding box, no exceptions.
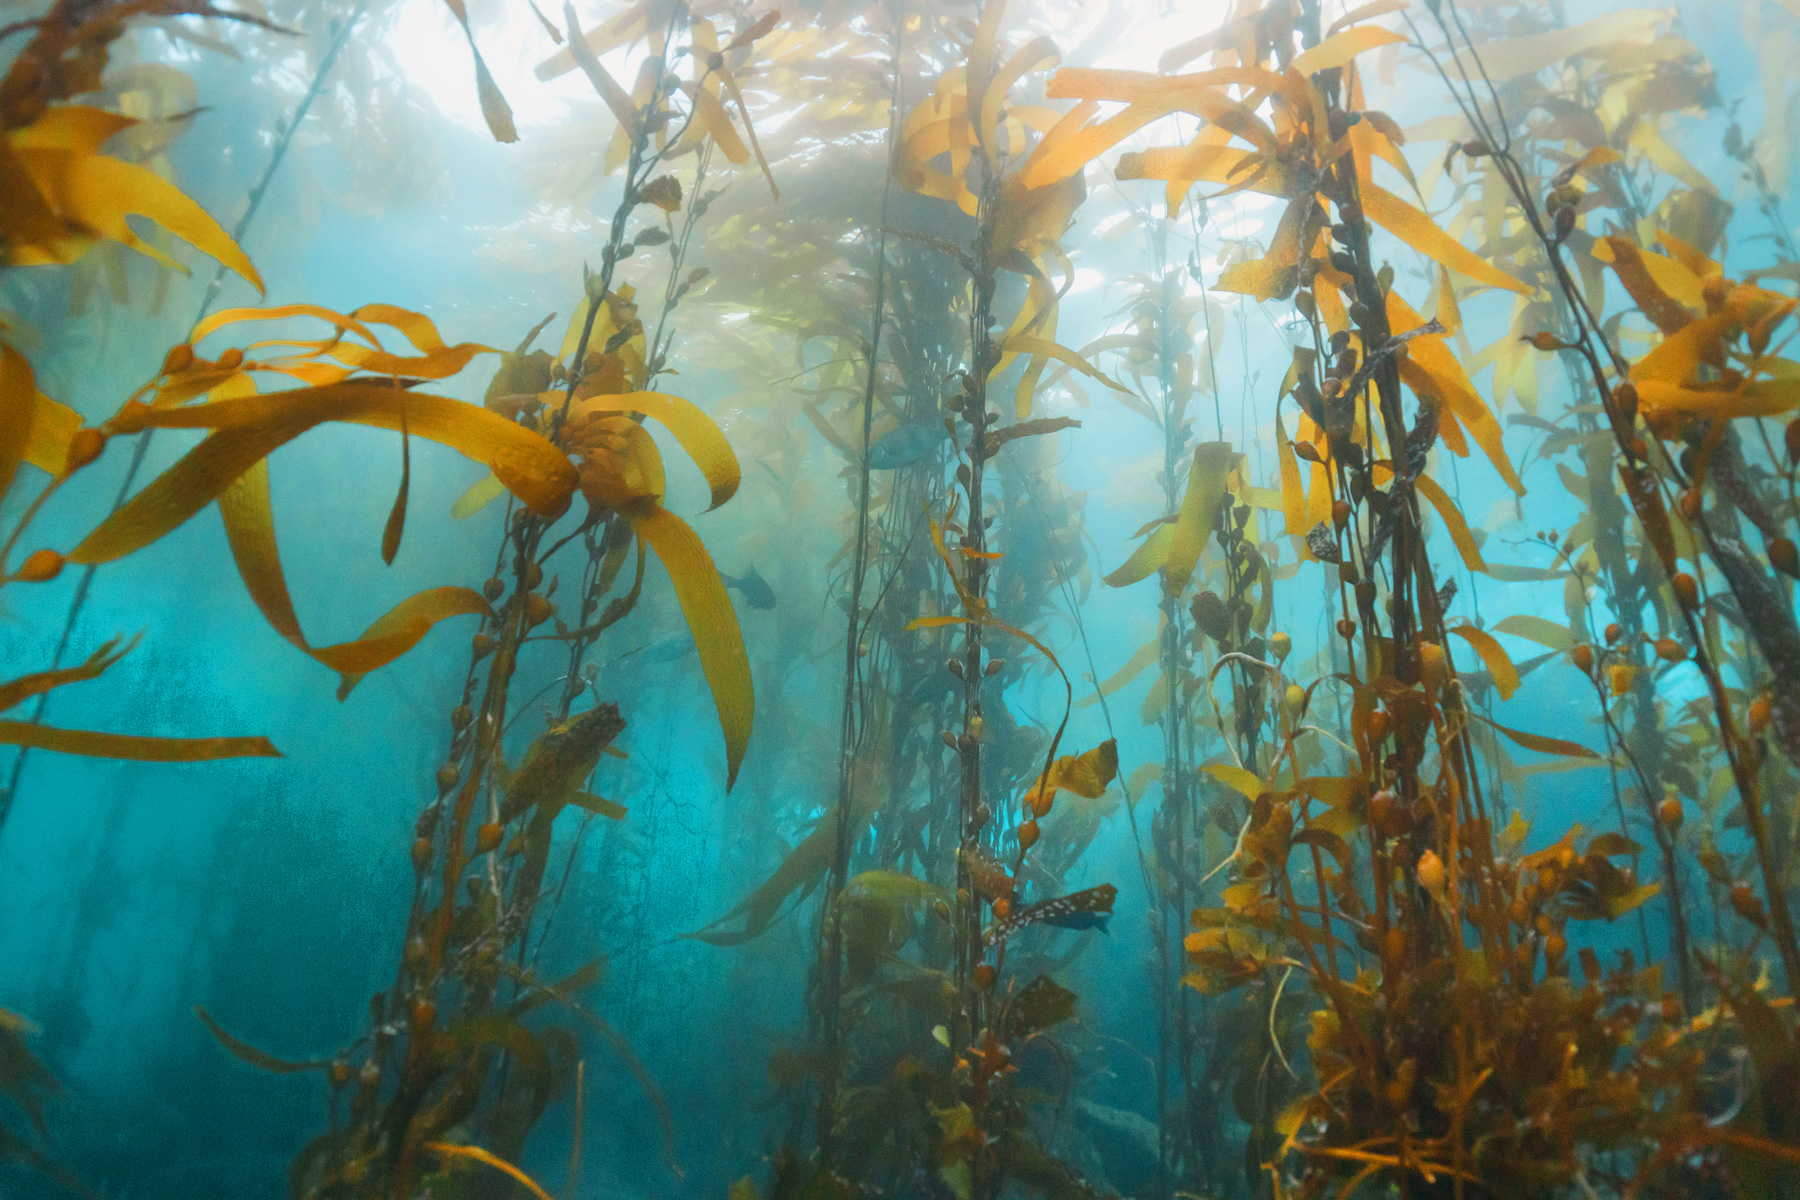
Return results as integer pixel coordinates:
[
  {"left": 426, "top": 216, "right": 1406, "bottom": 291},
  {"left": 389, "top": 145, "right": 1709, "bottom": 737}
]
[
  {"left": 721, "top": 564, "right": 776, "bottom": 610},
  {"left": 867, "top": 419, "right": 948, "bottom": 469}
]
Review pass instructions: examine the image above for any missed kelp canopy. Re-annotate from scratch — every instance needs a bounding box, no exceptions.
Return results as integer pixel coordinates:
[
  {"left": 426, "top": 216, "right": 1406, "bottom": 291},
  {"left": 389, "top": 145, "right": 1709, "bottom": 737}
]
[{"left": 5, "top": 0, "right": 1800, "bottom": 1197}]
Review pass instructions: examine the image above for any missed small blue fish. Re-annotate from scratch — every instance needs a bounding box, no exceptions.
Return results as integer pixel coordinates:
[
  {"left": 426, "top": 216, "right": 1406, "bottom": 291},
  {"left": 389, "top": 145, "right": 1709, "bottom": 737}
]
[
  {"left": 721, "top": 564, "right": 776, "bottom": 610},
  {"left": 867, "top": 419, "right": 949, "bottom": 470}
]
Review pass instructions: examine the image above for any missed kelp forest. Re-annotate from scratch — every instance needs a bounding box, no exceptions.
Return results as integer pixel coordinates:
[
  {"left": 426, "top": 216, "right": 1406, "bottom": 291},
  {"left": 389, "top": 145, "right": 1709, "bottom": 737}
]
[{"left": 9, "top": 0, "right": 1800, "bottom": 1197}]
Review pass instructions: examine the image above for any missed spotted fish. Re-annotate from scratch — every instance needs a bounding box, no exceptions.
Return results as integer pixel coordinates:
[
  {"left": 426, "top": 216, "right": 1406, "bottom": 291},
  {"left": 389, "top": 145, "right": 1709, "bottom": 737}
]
[{"left": 984, "top": 883, "right": 1117, "bottom": 945}]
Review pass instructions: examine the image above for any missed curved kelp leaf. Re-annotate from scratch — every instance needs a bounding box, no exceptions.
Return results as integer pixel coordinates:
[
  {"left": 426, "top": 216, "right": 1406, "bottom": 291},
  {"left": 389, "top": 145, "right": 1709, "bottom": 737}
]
[
  {"left": 193, "top": 1006, "right": 330, "bottom": 1074},
  {"left": 0, "top": 722, "right": 278, "bottom": 760},
  {"left": 625, "top": 502, "right": 753, "bottom": 789},
  {"left": 208, "top": 460, "right": 493, "bottom": 696},
  {"left": 71, "top": 383, "right": 579, "bottom": 564},
  {"left": 569, "top": 390, "right": 740, "bottom": 510},
  {"left": 6, "top": 106, "right": 262, "bottom": 290}
]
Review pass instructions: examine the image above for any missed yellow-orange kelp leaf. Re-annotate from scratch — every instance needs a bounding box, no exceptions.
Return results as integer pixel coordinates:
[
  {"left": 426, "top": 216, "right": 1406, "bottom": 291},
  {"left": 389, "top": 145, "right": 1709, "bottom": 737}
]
[
  {"left": 1594, "top": 236, "right": 1696, "bottom": 334},
  {"left": 1635, "top": 377, "right": 1800, "bottom": 423},
  {"left": 1023, "top": 738, "right": 1119, "bottom": 814},
  {"left": 1447, "top": 8, "right": 1663, "bottom": 82},
  {"left": 5, "top": 106, "right": 261, "bottom": 290},
  {"left": 1216, "top": 196, "right": 1312, "bottom": 300},
  {"left": 1414, "top": 471, "right": 1488, "bottom": 573},
  {"left": 0, "top": 720, "right": 278, "bottom": 760},
  {"left": 625, "top": 500, "right": 752, "bottom": 789},
  {"left": 424, "top": 1143, "right": 554, "bottom": 1200},
  {"left": 333, "top": 585, "right": 496, "bottom": 699},
  {"left": 1019, "top": 93, "right": 1173, "bottom": 190},
  {"left": 0, "top": 636, "right": 136, "bottom": 713},
  {"left": 562, "top": 1, "right": 642, "bottom": 139},
  {"left": 0, "top": 344, "right": 81, "bottom": 480},
  {"left": 0, "top": 343, "right": 38, "bottom": 497},
  {"left": 1450, "top": 624, "right": 1519, "bottom": 700},
  {"left": 1166, "top": 441, "right": 1235, "bottom": 593},
  {"left": 980, "top": 34, "right": 1060, "bottom": 163},
  {"left": 1104, "top": 520, "right": 1175, "bottom": 588},
  {"left": 998, "top": 336, "right": 1128, "bottom": 416},
  {"left": 1293, "top": 25, "right": 1407, "bottom": 77},
  {"left": 1276, "top": 414, "right": 1307, "bottom": 535},
  {"left": 569, "top": 391, "right": 740, "bottom": 510},
  {"left": 574, "top": 418, "right": 666, "bottom": 510},
  {"left": 212, "top": 459, "right": 494, "bottom": 694},
  {"left": 73, "top": 384, "right": 577, "bottom": 564},
  {"left": 439, "top": 0, "right": 518, "bottom": 143},
  {"left": 194, "top": 303, "right": 496, "bottom": 382},
  {"left": 1359, "top": 178, "right": 1528, "bottom": 295},
  {"left": 1388, "top": 291, "right": 1525, "bottom": 495}
]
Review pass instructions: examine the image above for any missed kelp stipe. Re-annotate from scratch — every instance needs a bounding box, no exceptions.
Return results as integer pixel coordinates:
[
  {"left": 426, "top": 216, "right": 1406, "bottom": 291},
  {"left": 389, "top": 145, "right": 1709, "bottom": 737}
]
[{"left": 218, "top": 9, "right": 780, "bottom": 1197}]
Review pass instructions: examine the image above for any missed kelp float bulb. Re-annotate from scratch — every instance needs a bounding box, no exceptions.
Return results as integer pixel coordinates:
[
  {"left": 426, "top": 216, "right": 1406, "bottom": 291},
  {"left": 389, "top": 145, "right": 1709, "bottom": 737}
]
[
  {"left": 1366, "top": 708, "right": 1393, "bottom": 745},
  {"left": 1770, "top": 537, "right": 1800, "bottom": 579},
  {"left": 476, "top": 822, "right": 503, "bottom": 854},
  {"left": 1604, "top": 622, "right": 1622, "bottom": 644},
  {"left": 972, "top": 802, "right": 990, "bottom": 829},
  {"left": 973, "top": 963, "right": 997, "bottom": 991},
  {"left": 1679, "top": 489, "right": 1703, "bottom": 520},
  {"left": 1613, "top": 381, "right": 1638, "bottom": 425},
  {"left": 1749, "top": 692, "right": 1773, "bottom": 737},
  {"left": 947, "top": 657, "right": 965, "bottom": 679},
  {"left": 435, "top": 763, "right": 459, "bottom": 791},
  {"left": 1571, "top": 644, "right": 1594, "bottom": 673},
  {"left": 1017, "top": 820, "right": 1040, "bottom": 852},
  {"left": 1545, "top": 931, "right": 1568, "bottom": 964},
  {"left": 13, "top": 548, "right": 62, "bottom": 582},
  {"left": 66, "top": 427, "right": 106, "bottom": 471},
  {"left": 1369, "top": 788, "right": 1404, "bottom": 838},
  {"left": 410, "top": 837, "right": 432, "bottom": 871},
  {"left": 410, "top": 998, "right": 438, "bottom": 1033},
  {"left": 217, "top": 348, "right": 244, "bottom": 371},
  {"left": 1671, "top": 572, "right": 1699, "bottom": 609},
  {"left": 1332, "top": 499, "right": 1352, "bottom": 529},
  {"left": 160, "top": 343, "right": 194, "bottom": 375},
  {"left": 1336, "top": 618, "right": 1357, "bottom": 639},
  {"left": 328, "top": 1060, "right": 353, "bottom": 1089},
  {"left": 451, "top": 704, "right": 473, "bottom": 731},
  {"left": 1270, "top": 632, "right": 1291, "bottom": 661},
  {"left": 524, "top": 592, "right": 554, "bottom": 627},
  {"left": 483, "top": 577, "right": 504, "bottom": 602},
  {"left": 992, "top": 896, "right": 1012, "bottom": 920},
  {"left": 524, "top": 561, "right": 543, "bottom": 589},
  {"left": 1786, "top": 416, "right": 1800, "bottom": 462},
  {"left": 1657, "top": 795, "right": 1684, "bottom": 832},
  {"left": 471, "top": 632, "right": 495, "bottom": 660},
  {"left": 940, "top": 730, "right": 958, "bottom": 751},
  {"left": 984, "top": 657, "right": 1005, "bottom": 676},
  {"left": 1653, "top": 637, "right": 1686, "bottom": 663},
  {"left": 1283, "top": 683, "right": 1305, "bottom": 721},
  {"left": 1730, "top": 881, "right": 1769, "bottom": 929},
  {"left": 1419, "top": 641, "right": 1449, "bottom": 689},
  {"left": 1416, "top": 849, "right": 1447, "bottom": 902}
]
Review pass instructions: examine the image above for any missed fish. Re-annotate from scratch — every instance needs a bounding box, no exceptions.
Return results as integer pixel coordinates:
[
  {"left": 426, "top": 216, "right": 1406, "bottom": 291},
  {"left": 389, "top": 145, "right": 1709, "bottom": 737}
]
[
  {"left": 605, "top": 634, "right": 695, "bottom": 669},
  {"left": 721, "top": 564, "right": 776, "bottom": 610},
  {"left": 984, "top": 883, "right": 1117, "bottom": 945},
  {"left": 866, "top": 419, "right": 949, "bottom": 470}
]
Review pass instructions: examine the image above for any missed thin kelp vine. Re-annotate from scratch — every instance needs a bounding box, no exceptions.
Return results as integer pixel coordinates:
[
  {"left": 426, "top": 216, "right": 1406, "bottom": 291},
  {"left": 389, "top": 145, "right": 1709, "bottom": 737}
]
[{"left": 12, "top": 0, "right": 1800, "bottom": 1198}]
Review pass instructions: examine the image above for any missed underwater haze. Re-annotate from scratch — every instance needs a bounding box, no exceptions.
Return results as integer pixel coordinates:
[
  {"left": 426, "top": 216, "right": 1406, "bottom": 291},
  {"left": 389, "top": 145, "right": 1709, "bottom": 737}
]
[{"left": 4, "top": 0, "right": 1800, "bottom": 1197}]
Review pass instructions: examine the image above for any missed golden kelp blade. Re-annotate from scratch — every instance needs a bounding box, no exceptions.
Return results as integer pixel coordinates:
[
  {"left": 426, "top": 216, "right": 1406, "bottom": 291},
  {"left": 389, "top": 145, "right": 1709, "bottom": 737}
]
[
  {"left": 6, "top": 106, "right": 261, "bottom": 290},
  {"left": 424, "top": 1143, "right": 554, "bottom": 1200},
  {"left": 0, "top": 636, "right": 138, "bottom": 713},
  {"left": 625, "top": 502, "right": 753, "bottom": 790},
  {"left": 193, "top": 1006, "right": 330, "bottom": 1074},
  {"left": 438, "top": 0, "right": 518, "bottom": 143},
  {"left": 569, "top": 391, "right": 741, "bottom": 509},
  {"left": 0, "top": 720, "right": 278, "bottom": 760},
  {"left": 72, "top": 382, "right": 578, "bottom": 564},
  {"left": 211, "top": 458, "right": 492, "bottom": 695},
  {"left": 0, "top": 344, "right": 37, "bottom": 496},
  {"left": 1449, "top": 625, "right": 1519, "bottom": 701}
]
